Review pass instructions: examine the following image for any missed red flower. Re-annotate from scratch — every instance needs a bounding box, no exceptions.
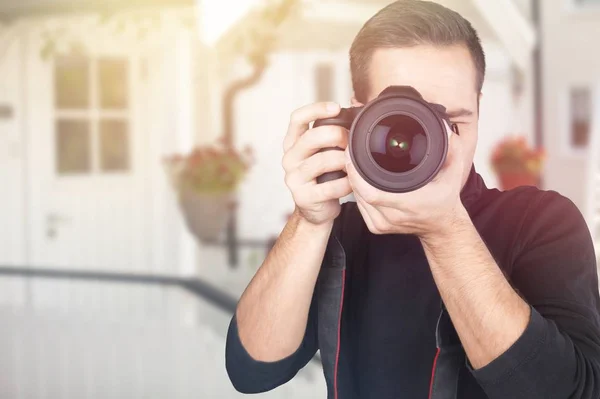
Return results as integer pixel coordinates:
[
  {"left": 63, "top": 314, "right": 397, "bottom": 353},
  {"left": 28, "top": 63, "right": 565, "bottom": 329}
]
[{"left": 163, "top": 140, "right": 255, "bottom": 194}]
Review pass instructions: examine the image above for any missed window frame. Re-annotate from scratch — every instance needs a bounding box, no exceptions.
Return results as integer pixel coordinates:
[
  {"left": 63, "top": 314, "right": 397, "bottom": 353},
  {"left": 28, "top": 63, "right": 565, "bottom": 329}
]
[
  {"left": 560, "top": 83, "right": 595, "bottom": 158},
  {"left": 53, "top": 55, "right": 131, "bottom": 176}
]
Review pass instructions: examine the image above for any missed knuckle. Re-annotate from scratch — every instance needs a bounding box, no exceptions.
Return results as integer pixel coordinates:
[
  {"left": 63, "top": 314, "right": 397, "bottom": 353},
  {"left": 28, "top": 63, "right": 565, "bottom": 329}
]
[
  {"left": 284, "top": 173, "right": 296, "bottom": 189},
  {"left": 373, "top": 220, "right": 387, "bottom": 234},
  {"left": 333, "top": 151, "right": 347, "bottom": 167},
  {"left": 298, "top": 158, "right": 313, "bottom": 174},
  {"left": 293, "top": 190, "right": 309, "bottom": 207},
  {"left": 289, "top": 108, "right": 307, "bottom": 127},
  {"left": 319, "top": 182, "right": 334, "bottom": 198},
  {"left": 326, "top": 126, "right": 344, "bottom": 143},
  {"left": 289, "top": 108, "right": 301, "bottom": 125},
  {"left": 316, "top": 187, "right": 333, "bottom": 203},
  {"left": 281, "top": 155, "right": 292, "bottom": 173},
  {"left": 368, "top": 224, "right": 382, "bottom": 235},
  {"left": 282, "top": 137, "right": 290, "bottom": 152}
]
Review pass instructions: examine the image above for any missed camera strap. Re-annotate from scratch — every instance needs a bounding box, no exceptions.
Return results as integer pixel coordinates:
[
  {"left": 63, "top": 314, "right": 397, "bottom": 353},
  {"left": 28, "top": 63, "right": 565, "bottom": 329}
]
[{"left": 429, "top": 303, "right": 465, "bottom": 399}]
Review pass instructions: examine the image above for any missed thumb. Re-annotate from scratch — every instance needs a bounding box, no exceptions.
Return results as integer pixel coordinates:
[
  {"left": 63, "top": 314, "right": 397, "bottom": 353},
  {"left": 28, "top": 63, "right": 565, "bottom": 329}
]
[{"left": 445, "top": 127, "right": 464, "bottom": 165}]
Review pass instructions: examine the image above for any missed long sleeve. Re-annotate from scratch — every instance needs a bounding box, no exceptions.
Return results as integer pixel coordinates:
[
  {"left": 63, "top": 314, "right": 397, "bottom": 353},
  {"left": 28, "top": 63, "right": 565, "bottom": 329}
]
[
  {"left": 225, "top": 294, "right": 319, "bottom": 393},
  {"left": 469, "top": 191, "right": 600, "bottom": 398}
]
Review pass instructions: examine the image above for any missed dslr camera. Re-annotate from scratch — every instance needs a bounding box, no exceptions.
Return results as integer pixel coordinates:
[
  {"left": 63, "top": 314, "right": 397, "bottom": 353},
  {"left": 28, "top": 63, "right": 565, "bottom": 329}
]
[{"left": 315, "top": 85, "right": 458, "bottom": 193}]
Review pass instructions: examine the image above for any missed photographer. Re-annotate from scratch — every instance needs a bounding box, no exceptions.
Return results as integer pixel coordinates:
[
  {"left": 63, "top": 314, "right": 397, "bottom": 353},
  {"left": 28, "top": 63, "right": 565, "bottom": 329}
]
[{"left": 225, "top": 1, "right": 600, "bottom": 398}]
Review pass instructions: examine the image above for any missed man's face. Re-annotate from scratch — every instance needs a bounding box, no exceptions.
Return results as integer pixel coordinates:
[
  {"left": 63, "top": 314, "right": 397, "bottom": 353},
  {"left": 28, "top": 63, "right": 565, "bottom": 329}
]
[{"left": 356, "top": 44, "right": 480, "bottom": 189}]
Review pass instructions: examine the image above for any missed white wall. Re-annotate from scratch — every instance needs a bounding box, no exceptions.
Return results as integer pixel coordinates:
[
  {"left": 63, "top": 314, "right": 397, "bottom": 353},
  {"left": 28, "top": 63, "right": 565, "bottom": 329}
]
[
  {"left": 0, "top": 34, "right": 29, "bottom": 308},
  {"left": 475, "top": 42, "right": 524, "bottom": 189},
  {"left": 540, "top": 1, "right": 600, "bottom": 210},
  {"left": 234, "top": 50, "right": 352, "bottom": 241},
  {"left": 0, "top": 35, "right": 26, "bottom": 266}
]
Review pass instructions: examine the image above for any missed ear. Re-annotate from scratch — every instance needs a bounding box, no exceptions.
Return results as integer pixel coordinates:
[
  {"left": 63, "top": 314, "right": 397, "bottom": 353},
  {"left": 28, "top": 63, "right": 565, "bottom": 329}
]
[{"left": 351, "top": 96, "right": 364, "bottom": 107}]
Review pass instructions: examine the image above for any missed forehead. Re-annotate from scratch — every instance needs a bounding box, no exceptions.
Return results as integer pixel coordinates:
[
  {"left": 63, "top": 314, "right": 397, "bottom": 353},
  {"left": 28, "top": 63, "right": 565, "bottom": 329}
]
[{"left": 367, "top": 45, "right": 479, "bottom": 111}]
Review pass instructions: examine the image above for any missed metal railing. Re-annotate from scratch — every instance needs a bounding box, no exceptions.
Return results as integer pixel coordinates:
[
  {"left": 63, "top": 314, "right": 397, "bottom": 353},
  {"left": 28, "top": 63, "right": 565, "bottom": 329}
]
[{"left": 0, "top": 265, "right": 325, "bottom": 399}]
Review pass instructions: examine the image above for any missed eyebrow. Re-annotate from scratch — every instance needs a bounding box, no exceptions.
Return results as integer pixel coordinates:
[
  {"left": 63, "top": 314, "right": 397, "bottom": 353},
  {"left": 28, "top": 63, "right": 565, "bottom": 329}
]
[{"left": 444, "top": 108, "right": 475, "bottom": 119}]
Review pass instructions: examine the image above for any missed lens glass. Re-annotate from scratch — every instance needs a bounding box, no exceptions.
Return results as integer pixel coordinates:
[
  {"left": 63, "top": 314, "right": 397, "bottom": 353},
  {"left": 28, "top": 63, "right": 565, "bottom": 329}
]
[{"left": 369, "top": 114, "right": 428, "bottom": 173}]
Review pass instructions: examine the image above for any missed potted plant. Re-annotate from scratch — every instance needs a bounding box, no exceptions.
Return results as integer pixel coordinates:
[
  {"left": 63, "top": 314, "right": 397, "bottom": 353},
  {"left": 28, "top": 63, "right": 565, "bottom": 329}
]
[
  {"left": 164, "top": 141, "right": 253, "bottom": 243},
  {"left": 491, "top": 136, "right": 545, "bottom": 191}
]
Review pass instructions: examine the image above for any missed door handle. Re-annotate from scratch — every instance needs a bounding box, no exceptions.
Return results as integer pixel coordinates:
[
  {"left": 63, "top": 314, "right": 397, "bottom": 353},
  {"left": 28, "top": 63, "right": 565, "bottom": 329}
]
[
  {"left": 47, "top": 213, "right": 71, "bottom": 225},
  {"left": 46, "top": 212, "right": 70, "bottom": 239}
]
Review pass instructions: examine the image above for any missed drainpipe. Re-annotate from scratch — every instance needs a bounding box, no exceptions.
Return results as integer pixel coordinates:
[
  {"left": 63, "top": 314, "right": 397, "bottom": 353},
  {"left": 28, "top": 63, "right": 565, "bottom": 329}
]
[{"left": 531, "top": 0, "right": 544, "bottom": 188}]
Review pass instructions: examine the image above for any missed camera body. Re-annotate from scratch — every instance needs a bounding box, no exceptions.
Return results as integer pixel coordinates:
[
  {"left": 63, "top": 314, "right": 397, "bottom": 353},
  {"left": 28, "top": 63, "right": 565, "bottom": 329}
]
[{"left": 314, "top": 85, "right": 454, "bottom": 193}]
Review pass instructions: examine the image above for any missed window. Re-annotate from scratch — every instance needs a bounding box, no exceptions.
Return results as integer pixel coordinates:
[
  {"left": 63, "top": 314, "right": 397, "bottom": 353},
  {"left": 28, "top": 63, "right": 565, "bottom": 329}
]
[
  {"left": 54, "top": 56, "right": 130, "bottom": 175},
  {"left": 569, "top": 87, "right": 592, "bottom": 150}
]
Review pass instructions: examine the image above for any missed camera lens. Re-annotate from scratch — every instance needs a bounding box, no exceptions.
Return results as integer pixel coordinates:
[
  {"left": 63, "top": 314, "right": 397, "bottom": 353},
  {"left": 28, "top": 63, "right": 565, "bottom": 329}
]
[{"left": 369, "top": 114, "right": 427, "bottom": 173}]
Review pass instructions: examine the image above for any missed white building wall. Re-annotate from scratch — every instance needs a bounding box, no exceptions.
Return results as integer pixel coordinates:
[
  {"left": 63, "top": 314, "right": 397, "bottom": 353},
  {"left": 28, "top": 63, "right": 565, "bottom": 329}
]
[
  {"left": 540, "top": 1, "right": 600, "bottom": 210},
  {"left": 234, "top": 50, "right": 353, "bottom": 241},
  {"left": 0, "top": 36, "right": 26, "bottom": 267}
]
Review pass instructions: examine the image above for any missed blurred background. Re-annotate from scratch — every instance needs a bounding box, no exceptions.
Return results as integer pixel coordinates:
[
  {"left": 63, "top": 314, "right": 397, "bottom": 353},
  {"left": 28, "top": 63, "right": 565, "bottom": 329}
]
[{"left": 0, "top": 0, "right": 598, "bottom": 397}]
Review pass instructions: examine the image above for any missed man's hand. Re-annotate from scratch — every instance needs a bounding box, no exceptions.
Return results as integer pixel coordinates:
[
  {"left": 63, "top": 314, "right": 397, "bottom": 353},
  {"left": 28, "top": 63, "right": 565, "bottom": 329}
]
[
  {"left": 283, "top": 102, "right": 353, "bottom": 225},
  {"left": 345, "top": 123, "right": 467, "bottom": 239},
  {"left": 232, "top": 102, "right": 353, "bottom": 366}
]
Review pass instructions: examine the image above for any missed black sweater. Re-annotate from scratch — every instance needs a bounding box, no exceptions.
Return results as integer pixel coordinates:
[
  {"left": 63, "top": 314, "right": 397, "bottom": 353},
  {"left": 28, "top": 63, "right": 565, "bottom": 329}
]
[{"left": 226, "top": 168, "right": 600, "bottom": 398}]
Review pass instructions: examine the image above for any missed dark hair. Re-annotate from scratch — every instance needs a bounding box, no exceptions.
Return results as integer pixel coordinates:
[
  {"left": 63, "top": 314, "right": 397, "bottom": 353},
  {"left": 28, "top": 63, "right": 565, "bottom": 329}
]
[{"left": 349, "top": 0, "right": 486, "bottom": 103}]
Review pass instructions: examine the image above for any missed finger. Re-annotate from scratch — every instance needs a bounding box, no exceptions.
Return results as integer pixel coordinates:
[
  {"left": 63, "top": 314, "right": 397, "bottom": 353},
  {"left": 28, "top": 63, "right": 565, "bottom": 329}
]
[
  {"left": 307, "top": 177, "right": 352, "bottom": 203},
  {"left": 431, "top": 128, "right": 464, "bottom": 183},
  {"left": 283, "top": 102, "right": 341, "bottom": 153},
  {"left": 345, "top": 159, "right": 397, "bottom": 207},
  {"left": 354, "top": 189, "right": 385, "bottom": 220},
  {"left": 355, "top": 197, "right": 380, "bottom": 234},
  {"left": 356, "top": 192, "right": 393, "bottom": 234},
  {"left": 283, "top": 125, "right": 348, "bottom": 172},
  {"left": 294, "top": 150, "right": 348, "bottom": 184},
  {"left": 447, "top": 129, "right": 464, "bottom": 163}
]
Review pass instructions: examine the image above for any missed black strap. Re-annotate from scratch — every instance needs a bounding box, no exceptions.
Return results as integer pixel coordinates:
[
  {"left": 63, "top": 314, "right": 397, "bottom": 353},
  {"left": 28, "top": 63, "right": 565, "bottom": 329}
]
[{"left": 429, "top": 304, "right": 465, "bottom": 399}]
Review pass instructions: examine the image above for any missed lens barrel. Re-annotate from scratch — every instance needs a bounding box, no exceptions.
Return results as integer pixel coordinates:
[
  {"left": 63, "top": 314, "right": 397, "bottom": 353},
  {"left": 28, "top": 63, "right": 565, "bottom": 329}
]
[{"left": 349, "top": 88, "right": 449, "bottom": 193}]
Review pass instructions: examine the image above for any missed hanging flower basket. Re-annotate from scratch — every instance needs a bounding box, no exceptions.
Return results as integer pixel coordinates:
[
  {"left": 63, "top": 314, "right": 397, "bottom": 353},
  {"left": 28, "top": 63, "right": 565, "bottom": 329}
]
[
  {"left": 164, "top": 141, "right": 253, "bottom": 243},
  {"left": 497, "top": 172, "right": 539, "bottom": 191},
  {"left": 491, "top": 136, "right": 545, "bottom": 191},
  {"left": 178, "top": 189, "right": 236, "bottom": 243}
]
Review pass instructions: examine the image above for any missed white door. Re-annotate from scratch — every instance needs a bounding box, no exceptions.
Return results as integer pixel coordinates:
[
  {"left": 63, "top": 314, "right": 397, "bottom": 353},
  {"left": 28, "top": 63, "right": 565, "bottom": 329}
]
[
  {"left": 24, "top": 30, "right": 153, "bottom": 310},
  {"left": 21, "top": 25, "right": 202, "bottom": 313}
]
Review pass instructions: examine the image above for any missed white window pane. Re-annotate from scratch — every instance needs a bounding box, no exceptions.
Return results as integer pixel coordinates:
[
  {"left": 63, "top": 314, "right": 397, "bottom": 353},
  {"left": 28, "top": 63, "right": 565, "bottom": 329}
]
[
  {"left": 99, "top": 119, "right": 129, "bottom": 172},
  {"left": 570, "top": 87, "right": 592, "bottom": 149},
  {"left": 56, "top": 119, "right": 91, "bottom": 174},
  {"left": 55, "top": 57, "right": 90, "bottom": 110},
  {"left": 99, "top": 59, "right": 128, "bottom": 110}
]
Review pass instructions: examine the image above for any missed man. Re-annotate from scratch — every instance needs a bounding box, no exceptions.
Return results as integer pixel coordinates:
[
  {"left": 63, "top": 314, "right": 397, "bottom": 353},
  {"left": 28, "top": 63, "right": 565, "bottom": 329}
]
[{"left": 225, "top": 1, "right": 600, "bottom": 398}]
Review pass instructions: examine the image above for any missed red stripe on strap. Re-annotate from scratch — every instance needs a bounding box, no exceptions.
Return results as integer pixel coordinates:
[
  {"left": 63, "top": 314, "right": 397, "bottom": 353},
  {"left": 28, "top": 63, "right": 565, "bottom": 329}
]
[
  {"left": 428, "top": 348, "right": 441, "bottom": 399},
  {"left": 334, "top": 269, "right": 346, "bottom": 399}
]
